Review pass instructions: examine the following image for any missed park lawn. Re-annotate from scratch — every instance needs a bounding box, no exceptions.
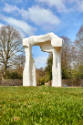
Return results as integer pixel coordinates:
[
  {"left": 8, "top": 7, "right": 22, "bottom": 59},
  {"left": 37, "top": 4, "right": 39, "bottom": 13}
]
[{"left": 0, "top": 86, "right": 83, "bottom": 125}]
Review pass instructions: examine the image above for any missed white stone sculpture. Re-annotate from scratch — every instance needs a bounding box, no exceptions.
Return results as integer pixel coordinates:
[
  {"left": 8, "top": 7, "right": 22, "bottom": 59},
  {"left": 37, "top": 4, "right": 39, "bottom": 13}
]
[{"left": 23, "top": 33, "right": 63, "bottom": 87}]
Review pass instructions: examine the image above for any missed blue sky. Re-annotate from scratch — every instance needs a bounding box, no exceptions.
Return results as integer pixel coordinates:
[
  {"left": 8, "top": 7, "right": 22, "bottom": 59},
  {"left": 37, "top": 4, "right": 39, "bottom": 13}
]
[{"left": 0, "top": 0, "right": 83, "bottom": 68}]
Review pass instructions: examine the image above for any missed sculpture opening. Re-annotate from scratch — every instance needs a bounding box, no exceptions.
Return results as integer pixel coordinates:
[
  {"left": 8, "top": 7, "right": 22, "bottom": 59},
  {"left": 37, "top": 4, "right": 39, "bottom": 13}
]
[
  {"left": 32, "top": 46, "right": 49, "bottom": 69},
  {"left": 32, "top": 45, "right": 50, "bottom": 86},
  {"left": 23, "top": 33, "right": 63, "bottom": 87}
]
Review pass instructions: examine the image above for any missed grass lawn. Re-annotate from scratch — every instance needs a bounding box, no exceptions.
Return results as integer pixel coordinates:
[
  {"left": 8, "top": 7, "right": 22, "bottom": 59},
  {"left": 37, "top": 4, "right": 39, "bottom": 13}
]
[{"left": 0, "top": 86, "right": 83, "bottom": 125}]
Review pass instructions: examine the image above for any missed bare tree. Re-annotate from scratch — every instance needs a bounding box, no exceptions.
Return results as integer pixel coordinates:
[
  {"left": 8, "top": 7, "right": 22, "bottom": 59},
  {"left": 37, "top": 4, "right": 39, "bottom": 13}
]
[
  {"left": 75, "top": 25, "right": 83, "bottom": 65},
  {"left": 0, "top": 25, "right": 23, "bottom": 74},
  {"left": 15, "top": 54, "right": 25, "bottom": 69},
  {"left": 61, "top": 36, "right": 72, "bottom": 69}
]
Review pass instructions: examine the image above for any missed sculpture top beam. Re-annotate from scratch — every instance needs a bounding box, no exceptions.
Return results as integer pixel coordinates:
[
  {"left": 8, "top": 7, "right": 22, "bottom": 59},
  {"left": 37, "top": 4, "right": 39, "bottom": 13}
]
[{"left": 23, "top": 32, "right": 63, "bottom": 48}]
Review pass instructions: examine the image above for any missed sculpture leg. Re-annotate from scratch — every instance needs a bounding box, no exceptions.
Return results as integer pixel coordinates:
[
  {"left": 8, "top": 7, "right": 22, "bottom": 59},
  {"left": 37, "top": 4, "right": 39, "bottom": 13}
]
[
  {"left": 23, "top": 45, "right": 32, "bottom": 86},
  {"left": 32, "top": 60, "right": 37, "bottom": 86},
  {"left": 57, "top": 48, "right": 62, "bottom": 87},
  {"left": 52, "top": 48, "right": 62, "bottom": 87}
]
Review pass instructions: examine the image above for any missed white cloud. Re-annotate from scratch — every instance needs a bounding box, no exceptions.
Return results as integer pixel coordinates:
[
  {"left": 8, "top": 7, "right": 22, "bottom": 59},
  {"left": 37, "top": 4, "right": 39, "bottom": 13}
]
[
  {"left": 67, "top": 0, "right": 83, "bottom": 12},
  {"left": 3, "top": 3, "right": 28, "bottom": 17},
  {"left": 36, "top": 0, "right": 67, "bottom": 12},
  {"left": 75, "top": 1, "right": 83, "bottom": 12},
  {"left": 36, "top": 0, "right": 83, "bottom": 13},
  {"left": 5, "top": 17, "right": 36, "bottom": 36},
  {"left": 3, "top": 3, "right": 19, "bottom": 13},
  {"left": 3, "top": 3, "right": 60, "bottom": 28},
  {"left": 3, "top": 0, "right": 83, "bottom": 19},
  {"left": 19, "top": 9, "right": 28, "bottom": 20},
  {"left": 27, "top": 6, "right": 60, "bottom": 30},
  {"left": 3, "top": 3, "right": 28, "bottom": 19},
  {"left": 0, "top": 15, "right": 36, "bottom": 37},
  {"left": 3, "top": 4, "right": 60, "bottom": 30}
]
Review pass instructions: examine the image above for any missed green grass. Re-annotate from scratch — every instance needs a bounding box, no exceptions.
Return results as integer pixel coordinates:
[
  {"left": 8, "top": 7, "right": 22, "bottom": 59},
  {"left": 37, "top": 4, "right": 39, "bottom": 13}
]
[{"left": 0, "top": 86, "right": 83, "bottom": 125}]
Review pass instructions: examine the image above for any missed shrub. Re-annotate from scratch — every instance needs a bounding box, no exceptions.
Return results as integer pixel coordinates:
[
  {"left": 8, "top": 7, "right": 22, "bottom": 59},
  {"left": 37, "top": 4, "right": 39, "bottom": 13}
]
[{"left": 3, "top": 71, "right": 22, "bottom": 79}]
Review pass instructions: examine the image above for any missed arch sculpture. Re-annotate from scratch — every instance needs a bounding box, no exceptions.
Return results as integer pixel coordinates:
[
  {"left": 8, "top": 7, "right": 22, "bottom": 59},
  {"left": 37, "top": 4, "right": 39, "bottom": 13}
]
[{"left": 23, "top": 33, "right": 63, "bottom": 87}]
